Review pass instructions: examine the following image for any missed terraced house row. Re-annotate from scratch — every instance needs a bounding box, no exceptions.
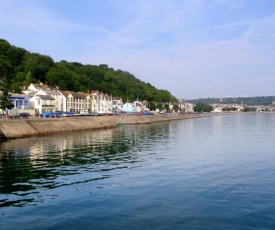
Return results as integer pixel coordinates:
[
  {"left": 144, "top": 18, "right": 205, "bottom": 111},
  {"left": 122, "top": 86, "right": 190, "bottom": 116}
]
[{"left": 11, "top": 83, "right": 120, "bottom": 114}]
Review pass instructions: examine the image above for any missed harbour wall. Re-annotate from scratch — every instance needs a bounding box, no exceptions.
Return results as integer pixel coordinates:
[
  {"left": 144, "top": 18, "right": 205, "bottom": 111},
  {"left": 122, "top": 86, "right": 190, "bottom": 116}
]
[{"left": 0, "top": 114, "right": 213, "bottom": 140}]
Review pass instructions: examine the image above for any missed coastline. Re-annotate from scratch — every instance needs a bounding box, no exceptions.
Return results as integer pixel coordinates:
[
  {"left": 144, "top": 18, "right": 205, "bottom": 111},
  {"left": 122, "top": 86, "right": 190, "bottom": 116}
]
[{"left": 0, "top": 113, "right": 216, "bottom": 141}]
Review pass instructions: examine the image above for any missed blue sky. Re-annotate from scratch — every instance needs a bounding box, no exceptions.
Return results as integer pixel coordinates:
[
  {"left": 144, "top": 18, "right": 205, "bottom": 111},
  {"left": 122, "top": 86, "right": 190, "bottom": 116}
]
[{"left": 1, "top": 0, "right": 275, "bottom": 99}]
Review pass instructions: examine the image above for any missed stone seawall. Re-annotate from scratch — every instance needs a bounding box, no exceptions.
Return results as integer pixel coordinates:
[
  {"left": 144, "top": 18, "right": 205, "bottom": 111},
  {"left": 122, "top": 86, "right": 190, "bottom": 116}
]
[{"left": 0, "top": 114, "right": 212, "bottom": 140}]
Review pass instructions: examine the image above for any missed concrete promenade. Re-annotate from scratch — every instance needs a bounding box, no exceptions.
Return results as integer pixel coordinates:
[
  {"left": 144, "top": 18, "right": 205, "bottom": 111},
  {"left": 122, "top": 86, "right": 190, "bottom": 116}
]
[{"left": 0, "top": 113, "right": 215, "bottom": 140}]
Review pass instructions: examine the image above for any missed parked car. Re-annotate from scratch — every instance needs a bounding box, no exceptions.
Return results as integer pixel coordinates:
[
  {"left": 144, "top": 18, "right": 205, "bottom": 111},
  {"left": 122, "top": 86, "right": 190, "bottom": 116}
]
[
  {"left": 40, "top": 112, "right": 62, "bottom": 118},
  {"left": 106, "top": 111, "right": 114, "bottom": 116},
  {"left": 80, "top": 110, "right": 90, "bottom": 116},
  {"left": 62, "top": 111, "right": 73, "bottom": 117},
  {"left": 55, "top": 111, "right": 62, "bottom": 114},
  {"left": 91, "top": 112, "right": 103, "bottom": 116},
  {"left": 19, "top": 112, "right": 31, "bottom": 118},
  {"left": 142, "top": 111, "right": 153, "bottom": 115}
]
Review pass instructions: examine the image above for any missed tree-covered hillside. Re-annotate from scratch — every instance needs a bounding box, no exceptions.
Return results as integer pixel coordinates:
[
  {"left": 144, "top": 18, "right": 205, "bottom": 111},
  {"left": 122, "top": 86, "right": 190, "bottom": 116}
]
[
  {"left": 186, "top": 96, "right": 275, "bottom": 106},
  {"left": 0, "top": 39, "right": 177, "bottom": 102}
]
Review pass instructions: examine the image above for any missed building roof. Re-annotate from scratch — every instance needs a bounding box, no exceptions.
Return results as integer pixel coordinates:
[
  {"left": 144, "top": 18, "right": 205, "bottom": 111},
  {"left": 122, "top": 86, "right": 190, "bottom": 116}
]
[
  {"left": 36, "top": 95, "right": 55, "bottom": 100},
  {"left": 43, "top": 89, "right": 60, "bottom": 95},
  {"left": 70, "top": 92, "right": 86, "bottom": 99},
  {"left": 32, "top": 83, "right": 51, "bottom": 90},
  {"left": 11, "top": 93, "right": 30, "bottom": 98},
  {"left": 59, "top": 90, "right": 71, "bottom": 97},
  {"left": 113, "top": 97, "right": 122, "bottom": 100},
  {"left": 31, "top": 83, "right": 60, "bottom": 92},
  {"left": 133, "top": 101, "right": 143, "bottom": 106},
  {"left": 27, "top": 91, "right": 36, "bottom": 97}
]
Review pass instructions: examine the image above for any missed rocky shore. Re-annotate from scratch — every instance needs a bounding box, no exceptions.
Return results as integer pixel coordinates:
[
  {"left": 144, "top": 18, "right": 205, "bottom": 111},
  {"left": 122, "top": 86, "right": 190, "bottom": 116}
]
[{"left": 0, "top": 113, "right": 215, "bottom": 141}]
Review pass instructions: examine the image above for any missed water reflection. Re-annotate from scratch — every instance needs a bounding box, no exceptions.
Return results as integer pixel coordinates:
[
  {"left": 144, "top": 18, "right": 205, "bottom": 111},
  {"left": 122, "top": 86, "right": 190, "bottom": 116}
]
[
  {"left": 0, "top": 123, "right": 170, "bottom": 207},
  {"left": 1, "top": 115, "right": 275, "bottom": 229}
]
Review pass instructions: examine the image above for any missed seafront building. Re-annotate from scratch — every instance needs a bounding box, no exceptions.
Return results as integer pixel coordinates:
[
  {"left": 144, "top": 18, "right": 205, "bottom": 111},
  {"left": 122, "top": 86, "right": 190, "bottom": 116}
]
[
  {"left": 21, "top": 83, "right": 153, "bottom": 114},
  {"left": 23, "top": 83, "right": 63, "bottom": 113},
  {"left": 5, "top": 82, "right": 188, "bottom": 115},
  {"left": 183, "top": 103, "right": 194, "bottom": 113},
  {"left": 10, "top": 94, "right": 31, "bottom": 110},
  {"left": 11, "top": 84, "right": 273, "bottom": 115},
  {"left": 122, "top": 102, "right": 135, "bottom": 113},
  {"left": 112, "top": 97, "right": 123, "bottom": 113},
  {"left": 18, "top": 83, "right": 114, "bottom": 114}
]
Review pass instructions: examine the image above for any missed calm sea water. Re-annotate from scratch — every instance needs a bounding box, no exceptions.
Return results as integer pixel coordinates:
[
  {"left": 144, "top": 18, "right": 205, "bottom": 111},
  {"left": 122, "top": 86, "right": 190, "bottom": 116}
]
[{"left": 1, "top": 114, "right": 275, "bottom": 229}]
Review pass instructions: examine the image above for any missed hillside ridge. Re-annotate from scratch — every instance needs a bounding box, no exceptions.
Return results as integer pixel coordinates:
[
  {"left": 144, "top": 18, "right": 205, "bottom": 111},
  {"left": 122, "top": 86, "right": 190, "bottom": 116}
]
[{"left": 0, "top": 38, "right": 177, "bottom": 103}]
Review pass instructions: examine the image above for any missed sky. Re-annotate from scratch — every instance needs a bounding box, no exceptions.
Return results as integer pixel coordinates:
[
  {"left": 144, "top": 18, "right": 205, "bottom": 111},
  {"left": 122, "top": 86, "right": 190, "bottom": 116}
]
[{"left": 1, "top": 0, "right": 275, "bottom": 99}]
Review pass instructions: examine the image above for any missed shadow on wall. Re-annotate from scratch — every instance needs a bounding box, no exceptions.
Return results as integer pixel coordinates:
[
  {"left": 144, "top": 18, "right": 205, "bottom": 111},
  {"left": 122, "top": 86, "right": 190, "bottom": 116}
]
[{"left": 0, "top": 129, "right": 7, "bottom": 142}]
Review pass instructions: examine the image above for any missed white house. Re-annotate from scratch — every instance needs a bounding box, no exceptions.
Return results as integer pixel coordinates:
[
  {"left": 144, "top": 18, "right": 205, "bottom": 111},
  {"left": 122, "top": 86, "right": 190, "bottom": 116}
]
[
  {"left": 184, "top": 103, "right": 194, "bottom": 113},
  {"left": 25, "top": 83, "right": 63, "bottom": 112},
  {"left": 91, "top": 92, "right": 98, "bottom": 113},
  {"left": 91, "top": 90, "right": 113, "bottom": 113},
  {"left": 59, "top": 90, "right": 70, "bottom": 112},
  {"left": 30, "top": 92, "right": 55, "bottom": 114},
  {"left": 133, "top": 101, "right": 143, "bottom": 113},
  {"left": 122, "top": 102, "right": 136, "bottom": 113},
  {"left": 10, "top": 94, "right": 31, "bottom": 110},
  {"left": 24, "top": 83, "right": 153, "bottom": 115},
  {"left": 67, "top": 91, "right": 86, "bottom": 114},
  {"left": 113, "top": 97, "right": 123, "bottom": 112}
]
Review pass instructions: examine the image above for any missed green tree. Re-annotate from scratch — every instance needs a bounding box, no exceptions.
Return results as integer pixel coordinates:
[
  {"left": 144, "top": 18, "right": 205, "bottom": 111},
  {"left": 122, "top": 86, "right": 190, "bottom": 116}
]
[
  {"left": 148, "top": 101, "right": 156, "bottom": 111},
  {"left": 164, "top": 104, "right": 170, "bottom": 112},
  {"left": 0, "top": 39, "right": 11, "bottom": 58},
  {"left": 24, "top": 53, "right": 54, "bottom": 82},
  {"left": 173, "top": 104, "right": 180, "bottom": 112},
  {"left": 46, "top": 63, "right": 81, "bottom": 91},
  {"left": 243, "top": 107, "right": 257, "bottom": 112},
  {"left": 6, "top": 46, "right": 26, "bottom": 66},
  {"left": 194, "top": 103, "right": 213, "bottom": 113},
  {"left": 157, "top": 103, "right": 163, "bottom": 111},
  {"left": 24, "top": 71, "right": 35, "bottom": 86},
  {"left": 0, "top": 59, "right": 14, "bottom": 113},
  {"left": 222, "top": 107, "right": 238, "bottom": 112}
]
